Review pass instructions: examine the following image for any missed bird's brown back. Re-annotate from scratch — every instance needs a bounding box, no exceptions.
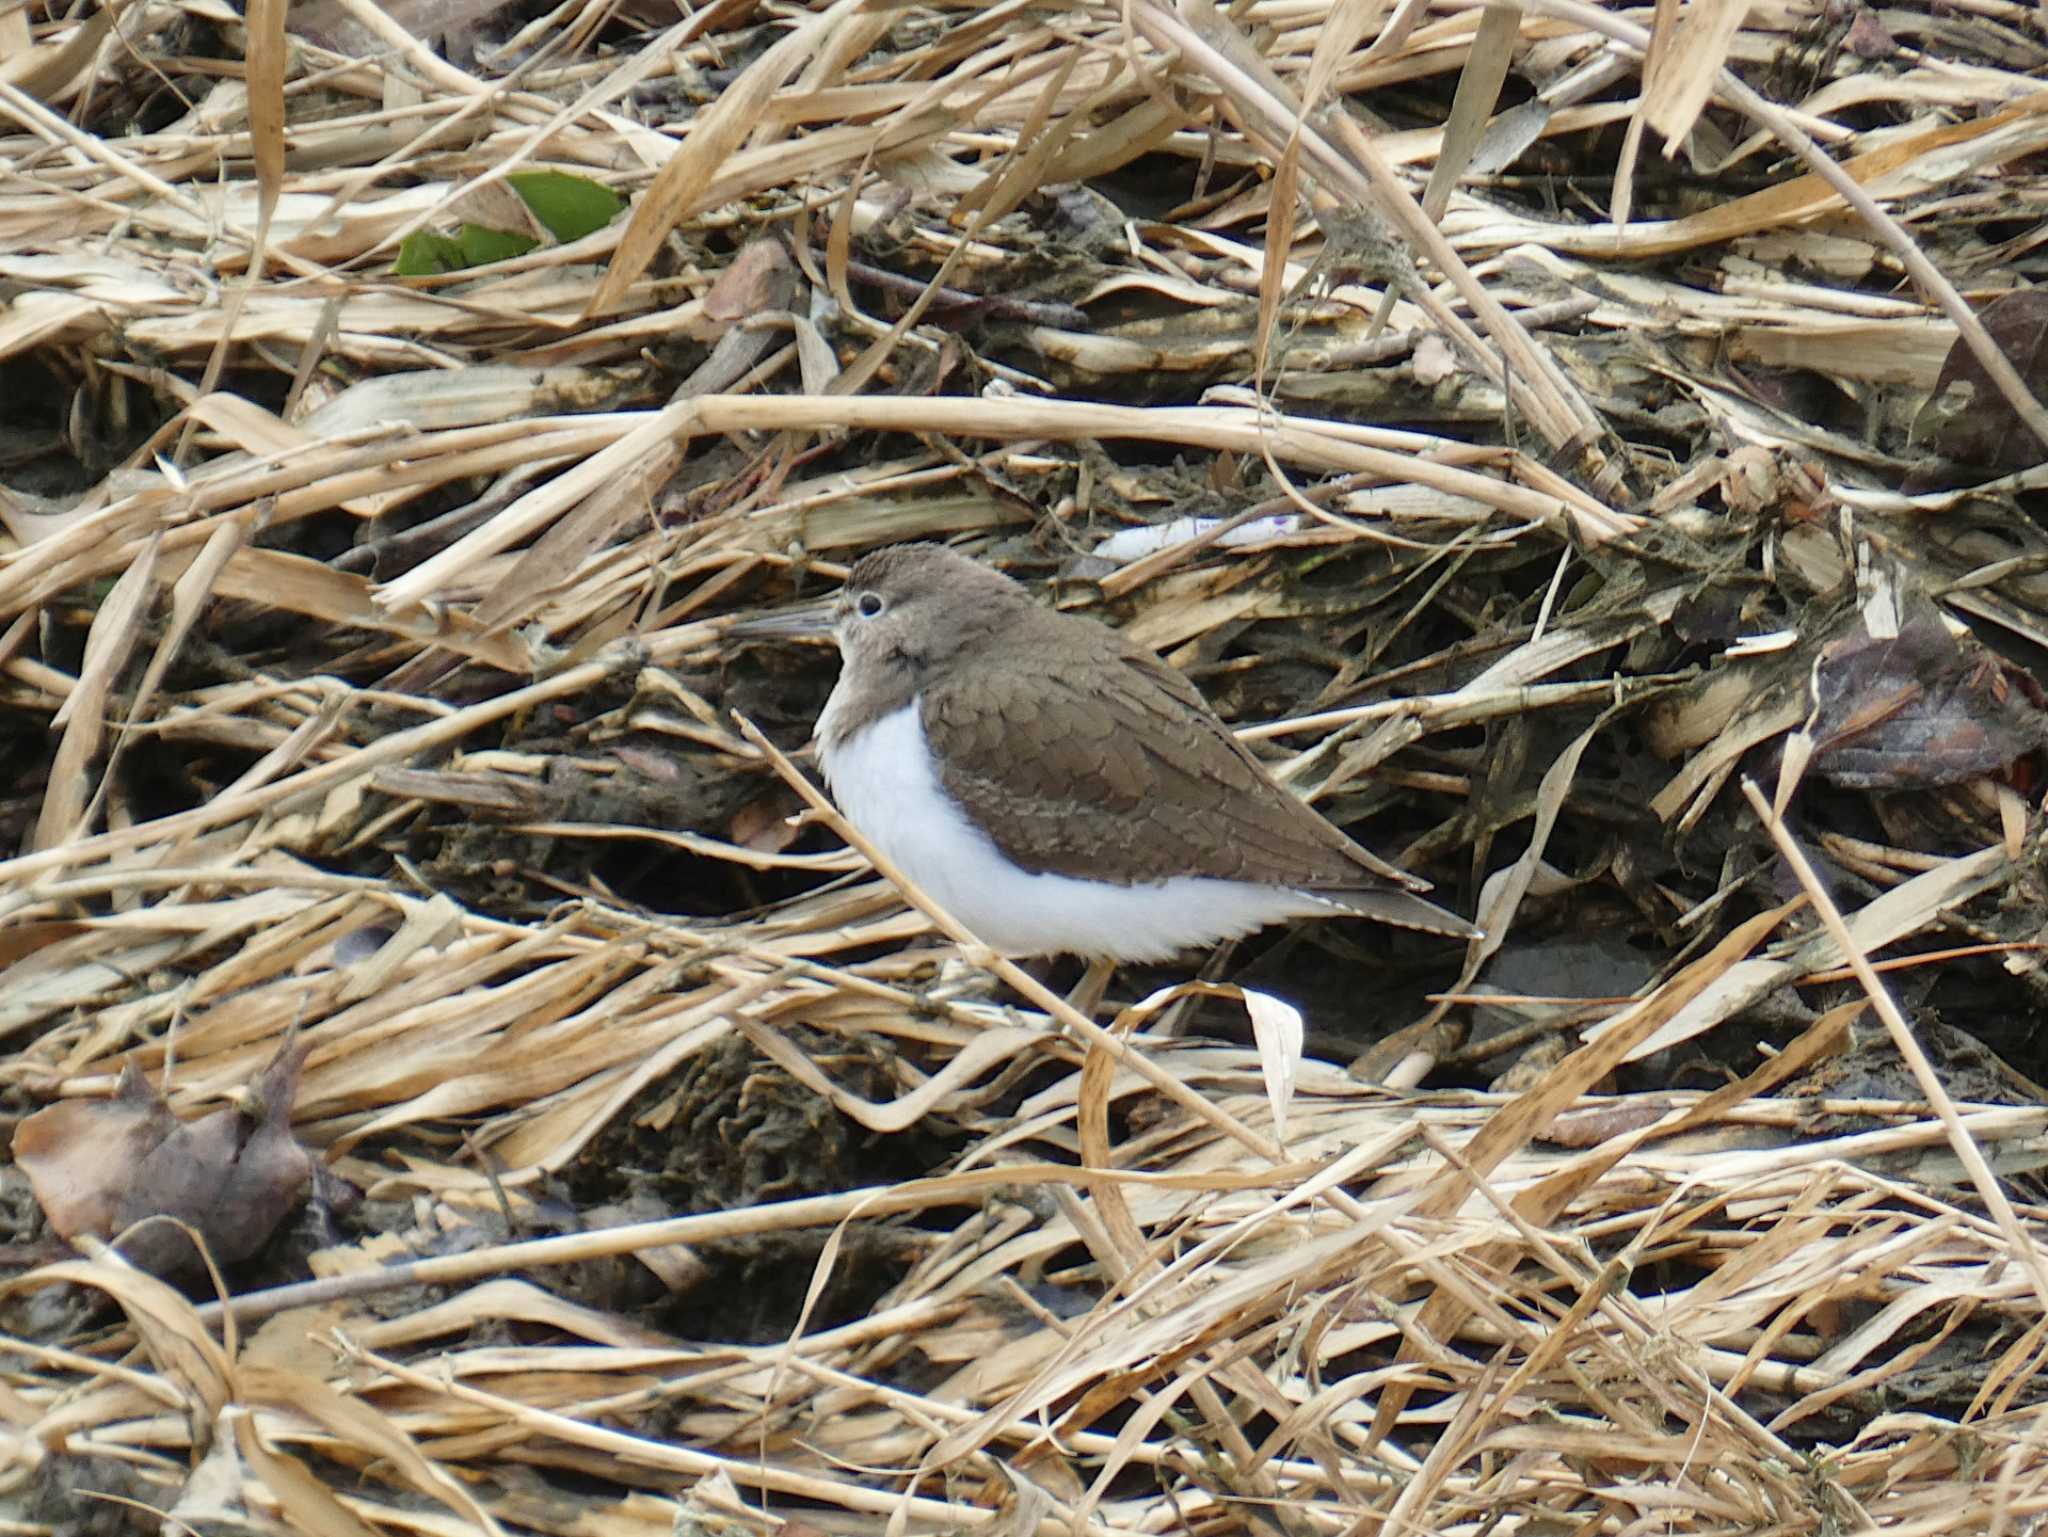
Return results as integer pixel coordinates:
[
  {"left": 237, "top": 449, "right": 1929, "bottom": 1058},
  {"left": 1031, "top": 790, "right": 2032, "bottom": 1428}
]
[{"left": 920, "top": 601, "right": 1429, "bottom": 894}]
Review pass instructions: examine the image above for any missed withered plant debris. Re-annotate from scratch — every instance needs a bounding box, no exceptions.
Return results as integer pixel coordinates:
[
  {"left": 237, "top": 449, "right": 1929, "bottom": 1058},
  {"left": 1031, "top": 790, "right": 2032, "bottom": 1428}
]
[
  {"left": 1803, "top": 597, "right": 2048, "bottom": 790},
  {"left": 1915, "top": 290, "right": 2048, "bottom": 476},
  {"left": 12, "top": 1037, "right": 321, "bottom": 1278}
]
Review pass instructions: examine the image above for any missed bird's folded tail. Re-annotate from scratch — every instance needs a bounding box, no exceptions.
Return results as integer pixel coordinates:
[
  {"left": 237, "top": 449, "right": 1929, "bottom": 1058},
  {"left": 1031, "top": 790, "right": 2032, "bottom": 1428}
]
[{"left": 1328, "top": 888, "right": 1482, "bottom": 940}]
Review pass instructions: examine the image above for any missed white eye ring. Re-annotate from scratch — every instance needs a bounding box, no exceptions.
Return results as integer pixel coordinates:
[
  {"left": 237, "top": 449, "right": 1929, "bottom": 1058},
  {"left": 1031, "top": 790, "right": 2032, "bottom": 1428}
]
[{"left": 856, "top": 592, "right": 884, "bottom": 618}]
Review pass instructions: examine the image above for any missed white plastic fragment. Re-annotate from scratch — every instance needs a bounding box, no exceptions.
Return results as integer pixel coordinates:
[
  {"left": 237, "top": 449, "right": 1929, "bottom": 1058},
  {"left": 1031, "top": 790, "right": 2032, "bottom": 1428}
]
[{"left": 1093, "top": 515, "right": 1303, "bottom": 564}]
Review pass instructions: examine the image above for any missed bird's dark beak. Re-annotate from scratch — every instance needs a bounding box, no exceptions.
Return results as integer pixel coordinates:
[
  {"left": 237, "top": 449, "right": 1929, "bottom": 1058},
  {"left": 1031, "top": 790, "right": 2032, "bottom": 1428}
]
[{"left": 726, "top": 599, "right": 837, "bottom": 640}]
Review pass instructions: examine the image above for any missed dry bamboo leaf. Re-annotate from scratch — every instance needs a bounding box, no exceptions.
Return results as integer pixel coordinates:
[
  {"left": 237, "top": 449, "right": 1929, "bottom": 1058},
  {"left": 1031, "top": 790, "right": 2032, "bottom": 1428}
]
[
  {"left": 740, "top": 1017, "right": 1043, "bottom": 1134},
  {"left": 1469, "top": 50, "right": 1632, "bottom": 177},
  {"left": 1073, "top": 1029, "right": 1152, "bottom": 1287},
  {"left": 47, "top": 537, "right": 158, "bottom": 738},
  {"left": 1461, "top": 716, "right": 1598, "bottom": 965},
  {"left": 2000, "top": 778, "right": 2027, "bottom": 858},
  {"left": 347, "top": 1277, "right": 682, "bottom": 1350},
  {"left": 1651, "top": 687, "right": 1806, "bottom": 831},
  {"left": 469, "top": 433, "right": 684, "bottom": 636},
  {"left": 35, "top": 534, "right": 159, "bottom": 851},
  {"left": 0, "top": 920, "right": 92, "bottom": 967},
  {"left": 184, "top": 392, "right": 389, "bottom": 520},
  {"left": 1303, "top": 0, "right": 1392, "bottom": 109},
  {"left": 1773, "top": 725, "right": 1814, "bottom": 817},
  {"left": 336, "top": 893, "right": 464, "bottom": 1002},
  {"left": 1545, "top": 998, "right": 1860, "bottom": 1160},
  {"left": 245, "top": 0, "right": 286, "bottom": 236},
  {"left": 1452, "top": 898, "right": 1796, "bottom": 1205},
  {"left": 0, "top": 0, "right": 29, "bottom": 56},
  {"left": 1357, "top": 0, "right": 1430, "bottom": 62},
  {"left": 1593, "top": 844, "right": 2011, "bottom": 1060},
  {"left": 374, "top": 396, "right": 696, "bottom": 612},
  {"left": 211, "top": 546, "right": 531, "bottom": 671},
  {"left": 793, "top": 314, "right": 841, "bottom": 395},
  {"left": 1, "top": 1256, "right": 234, "bottom": 1420},
  {"left": 591, "top": 0, "right": 862, "bottom": 316},
  {"left": 959, "top": 48, "right": 1083, "bottom": 226},
  {"left": 165, "top": 1436, "right": 250, "bottom": 1530},
  {"left": 1044, "top": 95, "right": 1189, "bottom": 184},
  {"left": 1255, "top": 138, "right": 1300, "bottom": 385},
  {"left": 0, "top": 1, "right": 125, "bottom": 102},
  {"left": 1613, "top": 0, "right": 1682, "bottom": 226},
  {"left": 231, "top": 1409, "right": 385, "bottom": 1537},
  {"left": 1243, "top": 989, "right": 1304, "bottom": 1141},
  {"left": 1643, "top": 0, "right": 1751, "bottom": 152},
  {"left": 126, "top": 509, "right": 251, "bottom": 725},
  {"left": 239, "top": 1367, "right": 506, "bottom": 1533},
  {"left": 1481, "top": 90, "right": 2048, "bottom": 259},
  {"left": 1419, "top": 3, "right": 1520, "bottom": 218}
]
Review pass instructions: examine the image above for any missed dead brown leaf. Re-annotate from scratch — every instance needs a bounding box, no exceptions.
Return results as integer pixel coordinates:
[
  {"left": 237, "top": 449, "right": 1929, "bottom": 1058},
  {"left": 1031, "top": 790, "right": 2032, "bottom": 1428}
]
[
  {"left": 1806, "top": 601, "right": 2048, "bottom": 789},
  {"left": 13, "top": 1036, "right": 319, "bottom": 1277}
]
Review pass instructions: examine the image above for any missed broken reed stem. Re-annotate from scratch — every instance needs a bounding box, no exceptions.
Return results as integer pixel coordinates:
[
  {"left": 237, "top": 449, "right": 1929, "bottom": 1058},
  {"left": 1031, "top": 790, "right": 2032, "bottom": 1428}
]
[{"left": 192, "top": 1157, "right": 1318, "bottom": 1328}]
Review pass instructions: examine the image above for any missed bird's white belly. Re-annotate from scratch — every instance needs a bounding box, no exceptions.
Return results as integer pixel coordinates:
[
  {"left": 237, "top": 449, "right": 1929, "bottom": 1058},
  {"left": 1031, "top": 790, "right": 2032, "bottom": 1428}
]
[{"left": 817, "top": 700, "right": 1324, "bottom": 961}]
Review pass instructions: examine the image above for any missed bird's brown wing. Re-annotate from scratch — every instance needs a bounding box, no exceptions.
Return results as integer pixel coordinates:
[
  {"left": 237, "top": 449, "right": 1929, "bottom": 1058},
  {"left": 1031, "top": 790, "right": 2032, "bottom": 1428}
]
[{"left": 920, "top": 631, "right": 1432, "bottom": 895}]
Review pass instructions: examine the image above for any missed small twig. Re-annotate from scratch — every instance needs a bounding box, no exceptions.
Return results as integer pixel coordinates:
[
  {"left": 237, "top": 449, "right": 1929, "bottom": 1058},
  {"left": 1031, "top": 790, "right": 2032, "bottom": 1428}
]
[
  {"left": 829, "top": 251, "right": 1090, "bottom": 330},
  {"left": 333, "top": 463, "right": 554, "bottom": 575},
  {"left": 186, "top": 1158, "right": 1305, "bottom": 1329},
  {"left": 1803, "top": 940, "right": 2047, "bottom": 985}
]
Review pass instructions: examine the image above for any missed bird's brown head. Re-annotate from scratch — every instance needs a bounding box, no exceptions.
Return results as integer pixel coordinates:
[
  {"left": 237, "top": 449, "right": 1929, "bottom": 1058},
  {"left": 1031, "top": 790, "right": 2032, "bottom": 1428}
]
[{"left": 831, "top": 544, "right": 1030, "bottom": 684}]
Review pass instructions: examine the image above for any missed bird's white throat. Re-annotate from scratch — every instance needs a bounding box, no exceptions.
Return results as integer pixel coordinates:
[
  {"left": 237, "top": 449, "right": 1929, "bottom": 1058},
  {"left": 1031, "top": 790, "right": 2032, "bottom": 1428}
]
[{"left": 816, "top": 696, "right": 1332, "bottom": 961}]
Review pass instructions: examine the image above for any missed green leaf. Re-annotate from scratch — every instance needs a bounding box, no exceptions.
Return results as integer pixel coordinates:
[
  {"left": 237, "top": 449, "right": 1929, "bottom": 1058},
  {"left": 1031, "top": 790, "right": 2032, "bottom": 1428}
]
[
  {"left": 395, "top": 229, "right": 467, "bottom": 276},
  {"left": 457, "top": 223, "right": 539, "bottom": 265},
  {"left": 506, "top": 171, "right": 625, "bottom": 243},
  {"left": 397, "top": 223, "right": 539, "bottom": 277},
  {"left": 395, "top": 171, "right": 620, "bottom": 277}
]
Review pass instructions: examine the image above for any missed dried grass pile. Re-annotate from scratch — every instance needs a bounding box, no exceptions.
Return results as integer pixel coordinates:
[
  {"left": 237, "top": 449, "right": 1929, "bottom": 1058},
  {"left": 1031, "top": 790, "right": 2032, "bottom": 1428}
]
[{"left": 4, "top": 0, "right": 2048, "bottom": 1529}]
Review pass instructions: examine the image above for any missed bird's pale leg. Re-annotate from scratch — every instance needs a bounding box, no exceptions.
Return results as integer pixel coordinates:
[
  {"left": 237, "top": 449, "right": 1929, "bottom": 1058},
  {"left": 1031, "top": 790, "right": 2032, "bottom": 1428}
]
[{"left": 1065, "top": 957, "right": 1117, "bottom": 1019}]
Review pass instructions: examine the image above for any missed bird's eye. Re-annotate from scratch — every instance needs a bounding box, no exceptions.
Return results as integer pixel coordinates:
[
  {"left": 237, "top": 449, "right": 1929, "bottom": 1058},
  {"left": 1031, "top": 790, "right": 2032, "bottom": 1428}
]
[{"left": 856, "top": 592, "right": 885, "bottom": 618}]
